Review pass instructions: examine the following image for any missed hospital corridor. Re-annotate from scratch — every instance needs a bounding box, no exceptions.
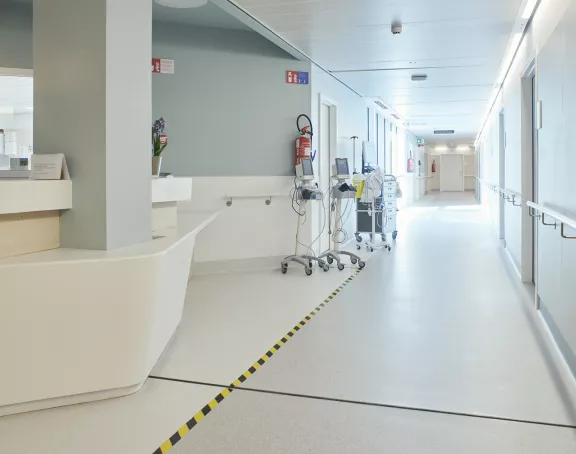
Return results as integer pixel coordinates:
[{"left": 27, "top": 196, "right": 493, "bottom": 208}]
[{"left": 2, "top": 0, "right": 576, "bottom": 453}]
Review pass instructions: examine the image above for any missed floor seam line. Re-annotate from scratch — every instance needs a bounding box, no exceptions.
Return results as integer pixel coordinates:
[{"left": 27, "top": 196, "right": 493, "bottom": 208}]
[
  {"left": 148, "top": 375, "right": 576, "bottom": 431},
  {"left": 150, "top": 268, "right": 363, "bottom": 454}
]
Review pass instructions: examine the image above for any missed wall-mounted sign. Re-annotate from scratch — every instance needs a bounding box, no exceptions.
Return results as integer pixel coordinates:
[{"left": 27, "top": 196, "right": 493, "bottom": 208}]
[
  {"left": 286, "top": 70, "right": 309, "bottom": 85},
  {"left": 152, "top": 59, "right": 175, "bottom": 74},
  {"left": 417, "top": 138, "right": 425, "bottom": 145}
]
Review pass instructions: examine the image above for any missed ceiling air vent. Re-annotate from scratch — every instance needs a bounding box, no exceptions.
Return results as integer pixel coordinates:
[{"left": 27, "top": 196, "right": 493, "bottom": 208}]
[
  {"left": 374, "top": 100, "right": 388, "bottom": 110},
  {"left": 411, "top": 74, "right": 428, "bottom": 82},
  {"left": 434, "top": 129, "right": 455, "bottom": 135}
]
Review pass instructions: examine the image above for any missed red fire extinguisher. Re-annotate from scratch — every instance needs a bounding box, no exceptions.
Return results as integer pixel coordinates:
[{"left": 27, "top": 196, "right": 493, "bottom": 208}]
[
  {"left": 407, "top": 151, "right": 414, "bottom": 173},
  {"left": 432, "top": 159, "right": 437, "bottom": 173},
  {"left": 296, "top": 114, "right": 316, "bottom": 165}
]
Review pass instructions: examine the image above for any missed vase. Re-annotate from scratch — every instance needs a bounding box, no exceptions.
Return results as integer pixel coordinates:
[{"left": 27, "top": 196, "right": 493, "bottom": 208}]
[{"left": 152, "top": 156, "right": 162, "bottom": 177}]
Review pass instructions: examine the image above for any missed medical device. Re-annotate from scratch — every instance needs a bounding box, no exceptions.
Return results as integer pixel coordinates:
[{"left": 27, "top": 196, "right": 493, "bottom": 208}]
[
  {"left": 281, "top": 160, "right": 330, "bottom": 276},
  {"left": 318, "top": 157, "right": 365, "bottom": 270},
  {"left": 296, "top": 157, "right": 315, "bottom": 181},
  {"left": 362, "top": 141, "right": 377, "bottom": 174},
  {"left": 354, "top": 168, "right": 395, "bottom": 253}
]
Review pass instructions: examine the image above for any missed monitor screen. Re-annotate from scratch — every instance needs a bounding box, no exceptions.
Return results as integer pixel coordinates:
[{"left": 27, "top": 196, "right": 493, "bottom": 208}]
[
  {"left": 335, "top": 158, "right": 349, "bottom": 176},
  {"left": 363, "top": 141, "right": 377, "bottom": 164},
  {"left": 301, "top": 158, "right": 314, "bottom": 176}
]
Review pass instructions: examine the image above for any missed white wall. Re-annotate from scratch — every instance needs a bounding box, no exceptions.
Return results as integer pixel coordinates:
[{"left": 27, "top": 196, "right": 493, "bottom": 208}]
[{"left": 477, "top": 0, "right": 576, "bottom": 375}]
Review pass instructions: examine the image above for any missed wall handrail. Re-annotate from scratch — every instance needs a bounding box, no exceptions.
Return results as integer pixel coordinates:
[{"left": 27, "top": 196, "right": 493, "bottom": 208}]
[
  {"left": 477, "top": 178, "right": 522, "bottom": 207},
  {"left": 526, "top": 201, "right": 576, "bottom": 239},
  {"left": 224, "top": 193, "right": 288, "bottom": 207}
]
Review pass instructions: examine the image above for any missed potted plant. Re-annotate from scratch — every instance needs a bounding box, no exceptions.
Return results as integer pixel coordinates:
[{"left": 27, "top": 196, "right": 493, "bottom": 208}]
[{"left": 152, "top": 117, "right": 168, "bottom": 177}]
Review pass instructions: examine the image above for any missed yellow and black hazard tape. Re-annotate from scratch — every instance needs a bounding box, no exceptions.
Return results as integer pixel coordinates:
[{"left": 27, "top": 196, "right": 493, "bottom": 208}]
[{"left": 153, "top": 268, "right": 362, "bottom": 454}]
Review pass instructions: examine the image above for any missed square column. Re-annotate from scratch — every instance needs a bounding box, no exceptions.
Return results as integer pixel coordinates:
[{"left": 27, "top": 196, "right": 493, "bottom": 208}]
[{"left": 33, "top": 0, "right": 152, "bottom": 250}]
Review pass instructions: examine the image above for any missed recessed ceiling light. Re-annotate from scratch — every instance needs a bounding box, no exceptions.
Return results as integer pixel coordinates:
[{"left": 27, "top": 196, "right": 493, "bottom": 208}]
[{"left": 155, "top": 0, "right": 208, "bottom": 8}]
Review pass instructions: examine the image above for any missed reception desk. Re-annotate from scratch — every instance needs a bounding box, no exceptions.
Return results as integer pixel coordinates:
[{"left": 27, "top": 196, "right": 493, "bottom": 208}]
[{"left": 0, "top": 177, "right": 219, "bottom": 416}]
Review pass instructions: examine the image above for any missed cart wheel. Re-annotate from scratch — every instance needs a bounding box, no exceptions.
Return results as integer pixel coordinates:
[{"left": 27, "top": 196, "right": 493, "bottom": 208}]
[
  {"left": 338, "top": 263, "right": 345, "bottom": 271},
  {"left": 392, "top": 231, "right": 398, "bottom": 240},
  {"left": 323, "top": 264, "right": 330, "bottom": 272},
  {"left": 356, "top": 245, "right": 361, "bottom": 251},
  {"left": 351, "top": 258, "right": 358, "bottom": 265},
  {"left": 358, "top": 261, "right": 366, "bottom": 269},
  {"left": 355, "top": 234, "right": 362, "bottom": 243},
  {"left": 281, "top": 264, "right": 288, "bottom": 274},
  {"left": 388, "top": 246, "right": 392, "bottom": 252},
  {"left": 369, "top": 233, "right": 373, "bottom": 240},
  {"left": 309, "top": 260, "right": 313, "bottom": 268},
  {"left": 370, "top": 247, "right": 374, "bottom": 253},
  {"left": 327, "top": 257, "right": 334, "bottom": 265},
  {"left": 305, "top": 267, "right": 313, "bottom": 276},
  {"left": 381, "top": 234, "right": 386, "bottom": 242}
]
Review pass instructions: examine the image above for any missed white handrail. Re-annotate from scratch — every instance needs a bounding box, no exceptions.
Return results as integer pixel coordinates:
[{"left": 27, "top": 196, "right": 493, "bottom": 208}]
[
  {"left": 527, "top": 201, "right": 576, "bottom": 239},
  {"left": 477, "top": 178, "right": 522, "bottom": 207},
  {"left": 224, "top": 193, "right": 288, "bottom": 207}
]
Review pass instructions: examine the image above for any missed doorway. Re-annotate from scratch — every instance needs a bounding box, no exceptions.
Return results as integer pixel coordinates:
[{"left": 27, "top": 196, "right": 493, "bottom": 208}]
[
  {"left": 440, "top": 154, "right": 464, "bottom": 191},
  {"left": 318, "top": 96, "right": 337, "bottom": 254},
  {"left": 519, "top": 59, "right": 538, "bottom": 287},
  {"left": 499, "top": 110, "right": 506, "bottom": 241}
]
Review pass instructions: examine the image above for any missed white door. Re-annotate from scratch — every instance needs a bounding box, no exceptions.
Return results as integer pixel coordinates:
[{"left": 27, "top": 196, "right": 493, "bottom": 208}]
[{"left": 440, "top": 154, "right": 464, "bottom": 191}]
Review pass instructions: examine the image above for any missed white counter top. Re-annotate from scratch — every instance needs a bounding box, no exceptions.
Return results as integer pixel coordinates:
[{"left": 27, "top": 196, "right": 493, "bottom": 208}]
[
  {"left": 0, "top": 179, "right": 72, "bottom": 215},
  {"left": 0, "top": 210, "right": 217, "bottom": 265},
  {"left": 152, "top": 177, "right": 192, "bottom": 204}
]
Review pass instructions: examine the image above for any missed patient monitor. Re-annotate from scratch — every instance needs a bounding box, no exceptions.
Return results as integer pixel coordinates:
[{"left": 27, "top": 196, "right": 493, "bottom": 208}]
[
  {"left": 333, "top": 158, "right": 351, "bottom": 180},
  {"left": 296, "top": 157, "right": 315, "bottom": 181}
]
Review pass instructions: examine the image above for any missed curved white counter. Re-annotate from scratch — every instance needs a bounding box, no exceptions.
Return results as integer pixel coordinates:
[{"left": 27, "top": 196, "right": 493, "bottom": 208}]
[{"left": 0, "top": 211, "right": 218, "bottom": 416}]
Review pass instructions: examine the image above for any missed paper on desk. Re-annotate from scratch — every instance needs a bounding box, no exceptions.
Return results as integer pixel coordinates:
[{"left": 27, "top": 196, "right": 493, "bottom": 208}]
[{"left": 30, "top": 154, "right": 70, "bottom": 180}]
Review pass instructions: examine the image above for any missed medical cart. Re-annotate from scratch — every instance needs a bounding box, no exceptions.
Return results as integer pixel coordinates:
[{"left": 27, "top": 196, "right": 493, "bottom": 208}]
[{"left": 354, "top": 175, "right": 399, "bottom": 252}]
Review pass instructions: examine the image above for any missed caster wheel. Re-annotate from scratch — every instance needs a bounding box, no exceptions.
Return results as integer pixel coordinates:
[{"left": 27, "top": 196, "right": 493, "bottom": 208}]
[
  {"left": 323, "top": 264, "right": 330, "bottom": 272},
  {"left": 338, "top": 263, "right": 345, "bottom": 271},
  {"left": 309, "top": 261, "right": 313, "bottom": 268},
  {"left": 392, "top": 231, "right": 398, "bottom": 240},
  {"left": 358, "top": 261, "right": 366, "bottom": 269},
  {"left": 388, "top": 246, "right": 392, "bottom": 252},
  {"left": 356, "top": 245, "right": 361, "bottom": 251},
  {"left": 327, "top": 257, "right": 334, "bottom": 265},
  {"left": 369, "top": 233, "right": 373, "bottom": 240},
  {"left": 381, "top": 234, "right": 386, "bottom": 242},
  {"left": 351, "top": 258, "right": 358, "bottom": 265},
  {"left": 355, "top": 234, "right": 362, "bottom": 243},
  {"left": 305, "top": 267, "right": 313, "bottom": 276},
  {"left": 370, "top": 247, "right": 374, "bottom": 253},
  {"left": 281, "top": 265, "right": 288, "bottom": 274}
]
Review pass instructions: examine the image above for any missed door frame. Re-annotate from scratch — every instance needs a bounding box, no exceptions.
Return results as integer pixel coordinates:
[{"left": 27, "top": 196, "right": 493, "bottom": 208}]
[
  {"left": 520, "top": 58, "right": 539, "bottom": 292},
  {"left": 318, "top": 93, "right": 338, "bottom": 253},
  {"left": 440, "top": 153, "right": 465, "bottom": 192},
  {"left": 498, "top": 110, "right": 506, "bottom": 241}
]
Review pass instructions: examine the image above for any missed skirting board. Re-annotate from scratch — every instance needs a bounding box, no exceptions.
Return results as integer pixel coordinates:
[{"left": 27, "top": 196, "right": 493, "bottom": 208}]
[
  {"left": 191, "top": 255, "right": 286, "bottom": 276},
  {"left": 0, "top": 210, "right": 59, "bottom": 259}
]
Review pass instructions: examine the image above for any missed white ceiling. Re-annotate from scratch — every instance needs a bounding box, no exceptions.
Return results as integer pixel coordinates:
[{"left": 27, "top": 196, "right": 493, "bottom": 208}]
[
  {"left": 231, "top": 0, "right": 525, "bottom": 144},
  {"left": 0, "top": 76, "right": 33, "bottom": 115}
]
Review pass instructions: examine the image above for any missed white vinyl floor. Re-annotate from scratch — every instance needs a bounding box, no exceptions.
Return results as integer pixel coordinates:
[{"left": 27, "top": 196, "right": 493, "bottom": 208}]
[{"left": 1, "top": 192, "right": 576, "bottom": 454}]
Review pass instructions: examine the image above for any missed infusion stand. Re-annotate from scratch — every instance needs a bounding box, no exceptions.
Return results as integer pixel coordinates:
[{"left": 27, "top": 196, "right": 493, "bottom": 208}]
[{"left": 320, "top": 158, "right": 365, "bottom": 269}]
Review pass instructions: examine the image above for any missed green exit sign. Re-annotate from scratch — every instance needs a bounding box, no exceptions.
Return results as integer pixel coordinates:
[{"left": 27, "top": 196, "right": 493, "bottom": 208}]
[{"left": 417, "top": 138, "right": 425, "bottom": 145}]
